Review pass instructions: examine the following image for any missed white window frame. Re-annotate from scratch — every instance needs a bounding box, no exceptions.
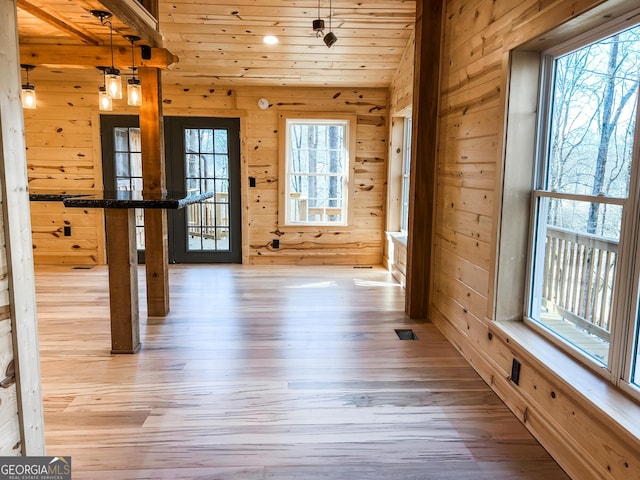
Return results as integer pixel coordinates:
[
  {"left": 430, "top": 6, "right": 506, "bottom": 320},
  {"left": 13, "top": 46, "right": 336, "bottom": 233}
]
[
  {"left": 400, "top": 116, "right": 412, "bottom": 233},
  {"left": 524, "top": 15, "right": 640, "bottom": 400},
  {"left": 279, "top": 112, "right": 356, "bottom": 227}
]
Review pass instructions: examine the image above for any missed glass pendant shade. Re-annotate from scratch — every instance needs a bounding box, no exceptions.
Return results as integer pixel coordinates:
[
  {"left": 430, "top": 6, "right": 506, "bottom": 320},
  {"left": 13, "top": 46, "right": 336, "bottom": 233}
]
[
  {"left": 127, "top": 78, "right": 142, "bottom": 106},
  {"left": 21, "top": 84, "right": 36, "bottom": 109},
  {"left": 99, "top": 85, "right": 113, "bottom": 111},
  {"left": 105, "top": 68, "right": 122, "bottom": 99}
]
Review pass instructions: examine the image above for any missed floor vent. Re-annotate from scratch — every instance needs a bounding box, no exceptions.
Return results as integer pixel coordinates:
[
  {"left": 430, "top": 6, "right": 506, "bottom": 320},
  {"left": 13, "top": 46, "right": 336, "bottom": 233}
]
[
  {"left": 72, "top": 266, "right": 94, "bottom": 270},
  {"left": 395, "top": 329, "right": 418, "bottom": 340},
  {"left": 353, "top": 265, "right": 373, "bottom": 269}
]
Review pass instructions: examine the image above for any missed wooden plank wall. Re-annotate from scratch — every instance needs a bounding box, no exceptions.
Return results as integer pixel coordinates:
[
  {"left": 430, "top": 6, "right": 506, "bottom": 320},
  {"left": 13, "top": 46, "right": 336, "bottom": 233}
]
[
  {"left": 0, "top": 227, "right": 20, "bottom": 456},
  {"left": 389, "top": 28, "right": 415, "bottom": 116},
  {"left": 23, "top": 81, "right": 108, "bottom": 265},
  {"left": 163, "top": 83, "right": 389, "bottom": 265},
  {"left": 430, "top": 0, "right": 640, "bottom": 479},
  {"left": 24, "top": 73, "right": 389, "bottom": 266}
]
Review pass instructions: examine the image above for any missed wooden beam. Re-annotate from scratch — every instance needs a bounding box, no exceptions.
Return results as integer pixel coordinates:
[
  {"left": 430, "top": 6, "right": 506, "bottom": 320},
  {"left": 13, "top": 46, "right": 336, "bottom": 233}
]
[
  {"left": 139, "top": 67, "right": 170, "bottom": 317},
  {"left": 16, "top": 0, "right": 101, "bottom": 45},
  {"left": 105, "top": 209, "right": 141, "bottom": 353},
  {"left": 405, "top": 0, "right": 442, "bottom": 319},
  {"left": 20, "top": 44, "right": 178, "bottom": 70},
  {"left": 0, "top": 0, "right": 45, "bottom": 455},
  {"left": 98, "top": 0, "right": 162, "bottom": 47}
]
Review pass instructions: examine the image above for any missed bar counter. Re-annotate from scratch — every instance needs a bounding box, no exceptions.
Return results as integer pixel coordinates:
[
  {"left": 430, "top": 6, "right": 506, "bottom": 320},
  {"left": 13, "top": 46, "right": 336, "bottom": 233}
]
[{"left": 29, "top": 190, "right": 213, "bottom": 353}]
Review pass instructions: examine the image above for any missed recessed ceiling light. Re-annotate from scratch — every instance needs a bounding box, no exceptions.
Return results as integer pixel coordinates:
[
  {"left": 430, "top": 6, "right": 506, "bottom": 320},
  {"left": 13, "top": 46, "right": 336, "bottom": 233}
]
[{"left": 263, "top": 35, "right": 279, "bottom": 45}]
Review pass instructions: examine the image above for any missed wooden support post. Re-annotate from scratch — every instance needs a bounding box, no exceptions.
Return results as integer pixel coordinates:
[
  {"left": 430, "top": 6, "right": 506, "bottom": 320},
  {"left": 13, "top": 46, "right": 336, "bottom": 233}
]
[
  {"left": 405, "top": 0, "right": 443, "bottom": 319},
  {"left": 139, "top": 67, "right": 169, "bottom": 317},
  {"left": 105, "top": 209, "right": 140, "bottom": 353},
  {"left": 0, "top": 0, "right": 45, "bottom": 454}
]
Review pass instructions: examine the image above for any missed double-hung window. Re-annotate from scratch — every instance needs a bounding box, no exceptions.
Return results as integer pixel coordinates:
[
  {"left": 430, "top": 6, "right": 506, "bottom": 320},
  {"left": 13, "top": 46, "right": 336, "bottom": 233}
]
[
  {"left": 527, "top": 20, "right": 640, "bottom": 395},
  {"left": 281, "top": 114, "right": 354, "bottom": 226}
]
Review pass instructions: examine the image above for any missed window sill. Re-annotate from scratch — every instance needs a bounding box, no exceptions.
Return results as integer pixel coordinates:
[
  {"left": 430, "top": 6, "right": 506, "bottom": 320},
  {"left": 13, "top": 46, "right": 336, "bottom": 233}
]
[
  {"left": 386, "top": 231, "right": 408, "bottom": 245},
  {"left": 279, "top": 223, "right": 350, "bottom": 231},
  {"left": 491, "top": 320, "right": 640, "bottom": 443}
]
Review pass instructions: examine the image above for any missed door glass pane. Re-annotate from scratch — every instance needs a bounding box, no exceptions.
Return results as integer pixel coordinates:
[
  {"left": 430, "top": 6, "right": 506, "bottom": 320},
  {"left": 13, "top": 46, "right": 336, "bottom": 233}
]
[
  {"left": 114, "top": 127, "right": 129, "bottom": 151},
  {"left": 185, "top": 129, "right": 199, "bottom": 153},
  {"left": 185, "top": 128, "right": 230, "bottom": 252},
  {"left": 215, "top": 129, "right": 228, "bottom": 153},
  {"left": 200, "top": 129, "right": 214, "bottom": 153}
]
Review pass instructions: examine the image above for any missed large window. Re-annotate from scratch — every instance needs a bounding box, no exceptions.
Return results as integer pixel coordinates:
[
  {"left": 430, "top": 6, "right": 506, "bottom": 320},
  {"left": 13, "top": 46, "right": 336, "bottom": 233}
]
[
  {"left": 281, "top": 115, "right": 354, "bottom": 226},
  {"left": 528, "top": 21, "right": 640, "bottom": 394}
]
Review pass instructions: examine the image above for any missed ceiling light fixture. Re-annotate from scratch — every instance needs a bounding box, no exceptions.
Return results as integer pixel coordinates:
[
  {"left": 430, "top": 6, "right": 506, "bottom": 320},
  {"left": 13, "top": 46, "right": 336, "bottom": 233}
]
[
  {"left": 124, "top": 35, "right": 142, "bottom": 106},
  {"left": 20, "top": 64, "right": 36, "bottom": 110},
  {"left": 91, "top": 10, "right": 122, "bottom": 99},
  {"left": 96, "top": 66, "right": 113, "bottom": 111},
  {"left": 313, "top": 0, "right": 325, "bottom": 37},
  {"left": 323, "top": 0, "right": 337, "bottom": 48},
  {"left": 263, "top": 35, "right": 279, "bottom": 45},
  {"left": 98, "top": 85, "right": 113, "bottom": 111}
]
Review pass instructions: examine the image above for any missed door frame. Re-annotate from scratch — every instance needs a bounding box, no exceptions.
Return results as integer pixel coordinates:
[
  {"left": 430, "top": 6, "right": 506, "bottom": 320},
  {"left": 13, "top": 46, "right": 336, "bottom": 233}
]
[{"left": 165, "top": 116, "right": 242, "bottom": 263}]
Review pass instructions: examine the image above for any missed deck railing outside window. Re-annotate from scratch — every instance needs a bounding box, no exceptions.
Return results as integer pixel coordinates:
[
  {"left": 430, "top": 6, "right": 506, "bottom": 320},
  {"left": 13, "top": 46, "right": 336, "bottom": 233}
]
[{"left": 538, "top": 226, "right": 618, "bottom": 361}]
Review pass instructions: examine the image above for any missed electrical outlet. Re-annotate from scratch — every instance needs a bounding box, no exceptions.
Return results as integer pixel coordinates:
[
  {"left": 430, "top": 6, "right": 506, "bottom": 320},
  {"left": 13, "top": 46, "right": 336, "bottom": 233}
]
[
  {"left": 64, "top": 226, "right": 71, "bottom": 236},
  {"left": 511, "top": 358, "right": 521, "bottom": 385},
  {"left": 272, "top": 239, "right": 280, "bottom": 249},
  {"left": 249, "top": 176, "right": 256, "bottom": 187}
]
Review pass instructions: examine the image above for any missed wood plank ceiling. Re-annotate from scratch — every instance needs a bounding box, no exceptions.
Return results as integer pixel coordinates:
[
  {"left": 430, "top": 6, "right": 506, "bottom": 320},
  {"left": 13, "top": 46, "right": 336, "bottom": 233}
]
[{"left": 16, "top": 0, "right": 416, "bottom": 87}]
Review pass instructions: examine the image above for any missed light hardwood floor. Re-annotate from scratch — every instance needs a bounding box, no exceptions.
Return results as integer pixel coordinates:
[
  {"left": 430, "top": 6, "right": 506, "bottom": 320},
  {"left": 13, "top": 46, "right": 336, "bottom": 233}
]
[{"left": 35, "top": 265, "right": 570, "bottom": 479}]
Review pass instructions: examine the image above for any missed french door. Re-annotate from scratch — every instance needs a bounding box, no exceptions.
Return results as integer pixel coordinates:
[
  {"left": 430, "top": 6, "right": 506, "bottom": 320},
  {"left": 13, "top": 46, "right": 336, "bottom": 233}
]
[
  {"left": 165, "top": 116, "right": 241, "bottom": 263},
  {"left": 100, "top": 115, "right": 242, "bottom": 263}
]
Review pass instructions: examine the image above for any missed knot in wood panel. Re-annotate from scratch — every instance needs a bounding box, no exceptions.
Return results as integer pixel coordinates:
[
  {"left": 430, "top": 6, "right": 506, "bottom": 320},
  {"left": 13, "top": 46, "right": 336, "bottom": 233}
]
[{"left": 1, "top": 360, "right": 16, "bottom": 388}]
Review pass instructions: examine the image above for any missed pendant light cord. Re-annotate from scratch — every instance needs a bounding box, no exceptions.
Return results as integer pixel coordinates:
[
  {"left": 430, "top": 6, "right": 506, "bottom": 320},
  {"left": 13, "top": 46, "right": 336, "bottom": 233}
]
[
  {"left": 109, "top": 21, "right": 115, "bottom": 70},
  {"left": 329, "top": 0, "right": 332, "bottom": 31},
  {"left": 131, "top": 39, "right": 135, "bottom": 78}
]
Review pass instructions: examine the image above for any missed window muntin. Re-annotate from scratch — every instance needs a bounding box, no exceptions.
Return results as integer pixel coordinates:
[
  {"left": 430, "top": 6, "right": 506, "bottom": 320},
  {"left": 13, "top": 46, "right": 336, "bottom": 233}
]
[
  {"left": 528, "top": 23, "right": 640, "bottom": 387},
  {"left": 284, "top": 119, "right": 349, "bottom": 225}
]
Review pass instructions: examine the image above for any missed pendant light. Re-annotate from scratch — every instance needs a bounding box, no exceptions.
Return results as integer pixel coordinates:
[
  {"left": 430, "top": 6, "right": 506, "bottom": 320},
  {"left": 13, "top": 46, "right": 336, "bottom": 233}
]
[
  {"left": 99, "top": 85, "right": 113, "bottom": 111},
  {"left": 124, "top": 35, "right": 142, "bottom": 107},
  {"left": 323, "top": 0, "right": 337, "bottom": 48},
  {"left": 312, "top": 0, "right": 325, "bottom": 37},
  {"left": 97, "top": 67, "right": 113, "bottom": 111},
  {"left": 20, "top": 64, "right": 36, "bottom": 110},
  {"left": 91, "top": 10, "right": 122, "bottom": 99}
]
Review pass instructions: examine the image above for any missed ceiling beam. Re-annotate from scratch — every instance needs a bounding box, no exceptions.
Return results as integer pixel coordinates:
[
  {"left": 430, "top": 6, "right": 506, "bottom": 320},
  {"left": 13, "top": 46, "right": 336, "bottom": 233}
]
[
  {"left": 20, "top": 45, "right": 178, "bottom": 70},
  {"left": 16, "top": 0, "right": 101, "bottom": 45},
  {"left": 98, "top": 0, "right": 162, "bottom": 47}
]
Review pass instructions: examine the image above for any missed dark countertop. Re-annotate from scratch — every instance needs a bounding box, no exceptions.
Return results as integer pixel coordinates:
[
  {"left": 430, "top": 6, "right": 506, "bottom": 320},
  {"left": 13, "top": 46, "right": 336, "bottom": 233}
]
[
  {"left": 30, "top": 190, "right": 214, "bottom": 209},
  {"left": 29, "top": 192, "right": 92, "bottom": 202}
]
